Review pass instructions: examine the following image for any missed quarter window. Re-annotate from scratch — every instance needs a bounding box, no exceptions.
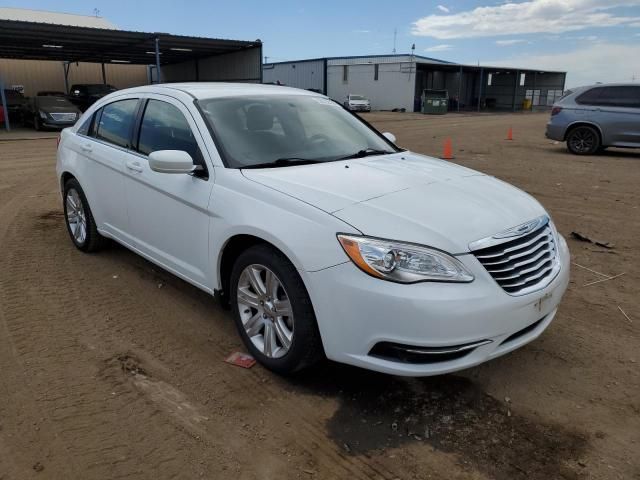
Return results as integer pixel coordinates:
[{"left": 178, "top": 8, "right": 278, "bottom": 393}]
[
  {"left": 95, "top": 99, "right": 139, "bottom": 148},
  {"left": 576, "top": 87, "right": 604, "bottom": 105},
  {"left": 137, "top": 99, "right": 203, "bottom": 164}
]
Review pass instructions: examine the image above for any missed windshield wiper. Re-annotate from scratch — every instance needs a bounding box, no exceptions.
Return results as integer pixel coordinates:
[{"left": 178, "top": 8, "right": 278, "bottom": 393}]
[
  {"left": 240, "top": 157, "right": 323, "bottom": 169},
  {"left": 335, "top": 148, "right": 393, "bottom": 161}
]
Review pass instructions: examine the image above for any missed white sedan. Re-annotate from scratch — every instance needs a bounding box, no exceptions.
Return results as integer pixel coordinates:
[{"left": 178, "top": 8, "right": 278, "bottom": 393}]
[{"left": 56, "top": 83, "right": 570, "bottom": 376}]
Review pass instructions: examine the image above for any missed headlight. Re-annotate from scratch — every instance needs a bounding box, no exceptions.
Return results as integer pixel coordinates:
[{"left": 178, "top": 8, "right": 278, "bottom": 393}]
[
  {"left": 337, "top": 234, "right": 474, "bottom": 283},
  {"left": 39, "top": 110, "right": 48, "bottom": 119}
]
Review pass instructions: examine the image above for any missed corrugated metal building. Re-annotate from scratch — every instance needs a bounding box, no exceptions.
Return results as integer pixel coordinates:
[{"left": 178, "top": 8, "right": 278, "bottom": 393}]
[
  {"left": 264, "top": 54, "right": 566, "bottom": 112},
  {"left": 0, "top": 8, "right": 148, "bottom": 95},
  {"left": 0, "top": 8, "right": 262, "bottom": 98}
]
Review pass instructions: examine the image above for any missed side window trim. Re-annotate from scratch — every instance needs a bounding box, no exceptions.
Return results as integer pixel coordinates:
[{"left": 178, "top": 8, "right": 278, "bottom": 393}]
[{"left": 132, "top": 98, "right": 149, "bottom": 152}]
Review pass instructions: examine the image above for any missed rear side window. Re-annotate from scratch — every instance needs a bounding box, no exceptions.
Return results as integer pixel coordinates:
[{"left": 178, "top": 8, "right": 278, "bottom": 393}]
[
  {"left": 96, "top": 99, "right": 139, "bottom": 149},
  {"left": 137, "top": 100, "right": 202, "bottom": 162},
  {"left": 76, "top": 114, "right": 92, "bottom": 136},
  {"left": 576, "top": 87, "right": 604, "bottom": 105}
]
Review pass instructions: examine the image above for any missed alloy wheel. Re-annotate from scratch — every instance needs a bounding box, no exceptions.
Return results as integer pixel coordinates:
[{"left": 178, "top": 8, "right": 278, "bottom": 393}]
[
  {"left": 65, "top": 188, "right": 87, "bottom": 245},
  {"left": 569, "top": 128, "right": 596, "bottom": 153},
  {"left": 236, "top": 264, "right": 294, "bottom": 359}
]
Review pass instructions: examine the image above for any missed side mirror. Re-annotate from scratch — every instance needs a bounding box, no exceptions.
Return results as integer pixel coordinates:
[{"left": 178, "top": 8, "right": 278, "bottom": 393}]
[
  {"left": 382, "top": 132, "right": 396, "bottom": 143},
  {"left": 148, "top": 150, "right": 195, "bottom": 174}
]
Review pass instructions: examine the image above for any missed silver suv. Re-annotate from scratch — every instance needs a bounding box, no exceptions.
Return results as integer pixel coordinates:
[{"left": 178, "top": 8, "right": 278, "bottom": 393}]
[{"left": 546, "top": 84, "right": 640, "bottom": 155}]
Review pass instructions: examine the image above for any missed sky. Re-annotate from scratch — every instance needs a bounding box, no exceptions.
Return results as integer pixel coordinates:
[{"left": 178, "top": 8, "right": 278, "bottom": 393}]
[{"left": 11, "top": 0, "right": 640, "bottom": 87}]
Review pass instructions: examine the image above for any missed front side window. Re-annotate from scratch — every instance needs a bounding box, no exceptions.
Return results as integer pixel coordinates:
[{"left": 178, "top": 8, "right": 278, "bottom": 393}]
[
  {"left": 198, "top": 95, "right": 397, "bottom": 168},
  {"left": 137, "top": 100, "right": 201, "bottom": 162},
  {"left": 96, "top": 99, "right": 139, "bottom": 148}
]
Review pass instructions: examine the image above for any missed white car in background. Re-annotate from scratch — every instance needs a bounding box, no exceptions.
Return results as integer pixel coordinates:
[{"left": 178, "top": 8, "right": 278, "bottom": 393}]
[
  {"left": 56, "top": 83, "right": 570, "bottom": 376},
  {"left": 344, "top": 94, "right": 371, "bottom": 112}
]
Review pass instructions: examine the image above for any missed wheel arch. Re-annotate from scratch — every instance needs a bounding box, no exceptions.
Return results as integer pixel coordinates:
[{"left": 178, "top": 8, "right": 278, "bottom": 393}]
[
  {"left": 217, "top": 233, "right": 302, "bottom": 304},
  {"left": 564, "top": 121, "right": 604, "bottom": 144},
  {"left": 60, "top": 171, "right": 77, "bottom": 192}
]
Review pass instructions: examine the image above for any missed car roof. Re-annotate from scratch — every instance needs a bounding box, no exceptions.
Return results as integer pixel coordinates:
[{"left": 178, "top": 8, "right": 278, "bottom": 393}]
[{"left": 119, "top": 82, "right": 324, "bottom": 100}]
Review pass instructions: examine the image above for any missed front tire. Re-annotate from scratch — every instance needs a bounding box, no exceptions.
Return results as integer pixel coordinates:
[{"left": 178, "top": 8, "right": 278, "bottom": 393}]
[
  {"left": 63, "top": 178, "right": 107, "bottom": 252},
  {"left": 566, "top": 126, "right": 600, "bottom": 155},
  {"left": 230, "top": 244, "right": 324, "bottom": 374}
]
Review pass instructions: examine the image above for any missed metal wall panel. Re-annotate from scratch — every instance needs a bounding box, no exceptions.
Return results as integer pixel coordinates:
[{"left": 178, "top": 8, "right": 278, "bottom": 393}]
[
  {"left": 0, "top": 58, "right": 148, "bottom": 96},
  {"left": 162, "top": 47, "right": 262, "bottom": 83},
  {"left": 327, "top": 62, "right": 416, "bottom": 111},
  {"left": 262, "top": 59, "right": 325, "bottom": 92}
]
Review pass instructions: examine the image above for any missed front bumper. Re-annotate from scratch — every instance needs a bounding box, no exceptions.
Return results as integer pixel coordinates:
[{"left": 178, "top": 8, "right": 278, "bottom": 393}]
[
  {"left": 350, "top": 105, "right": 371, "bottom": 112},
  {"left": 305, "top": 235, "right": 570, "bottom": 376}
]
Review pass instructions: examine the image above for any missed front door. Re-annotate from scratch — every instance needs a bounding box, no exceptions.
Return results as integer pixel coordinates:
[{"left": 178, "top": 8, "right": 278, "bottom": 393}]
[{"left": 121, "top": 96, "right": 214, "bottom": 289}]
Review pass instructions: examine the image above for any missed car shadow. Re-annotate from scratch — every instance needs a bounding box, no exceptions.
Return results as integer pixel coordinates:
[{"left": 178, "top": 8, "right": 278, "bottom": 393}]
[{"left": 283, "top": 361, "right": 587, "bottom": 480}]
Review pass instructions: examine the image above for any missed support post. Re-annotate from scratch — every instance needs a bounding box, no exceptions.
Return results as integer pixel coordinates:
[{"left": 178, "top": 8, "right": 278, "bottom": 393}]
[
  {"left": 477, "top": 67, "right": 484, "bottom": 112},
  {"left": 101, "top": 62, "right": 107, "bottom": 84},
  {"left": 62, "top": 61, "right": 70, "bottom": 94},
  {"left": 195, "top": 58, "right": 200, "bottom": 81},
  {"left": 457, "top": 65, "right": 462, "bottom": 112},
  {"left": 0, "top": 80, "right": 11, "bottom": 132},
  {"left": 154, "top": 36, "right": 162, "bottom": 84},
  {"left": 532, "top": 72, "right": 536, "bottom": 111},
  {"left": 512, "top": 69, "right": 519, "bottom": 112}
]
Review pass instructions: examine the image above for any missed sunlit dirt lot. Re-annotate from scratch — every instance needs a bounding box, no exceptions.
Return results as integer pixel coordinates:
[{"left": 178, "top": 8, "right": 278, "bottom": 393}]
[{"left": 0, "top": 112, "right": 638, "bottom": 479}]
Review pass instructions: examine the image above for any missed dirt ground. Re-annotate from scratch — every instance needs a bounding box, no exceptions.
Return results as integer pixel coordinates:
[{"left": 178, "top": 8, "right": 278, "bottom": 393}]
[{"left": 0, "top": 112, "right": 638, "bottom": 480}]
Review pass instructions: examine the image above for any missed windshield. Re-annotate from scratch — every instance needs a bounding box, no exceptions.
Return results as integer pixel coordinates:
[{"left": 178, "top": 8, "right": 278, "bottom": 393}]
[
  {"left": 350, "top": 95, "right": 366, "bottom": 101},
  {"left": 198, "top": 95, "right": 396, "bottom": 168}
]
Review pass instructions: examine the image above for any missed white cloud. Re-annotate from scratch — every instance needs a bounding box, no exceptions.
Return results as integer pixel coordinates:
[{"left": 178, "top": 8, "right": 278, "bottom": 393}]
[
  {"left": 353, "top": 29, "right": 371, "bottom": 33},
  {"left": 412, "top": 0, "right": 640, "bottom": 39},
  {"left": 424, "top": 44, "right": 453, "bottom": 52},
  {"left": 488, "top": 42, "right": 640, "bottom": 87},
  {"left": 496, "top": 39, "right": 528, "bottom": 46},
  {"left": 437, "top": 5, "right": 450, "bottom": 13}
]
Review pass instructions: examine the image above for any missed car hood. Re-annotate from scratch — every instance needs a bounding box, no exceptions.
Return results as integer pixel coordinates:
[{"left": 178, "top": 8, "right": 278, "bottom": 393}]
[
  {"left": 38, "top": 104, "right": 80, "bottom": 114},
  {"left": 241, "top": 152, "right": 547, "bottom": 253}
]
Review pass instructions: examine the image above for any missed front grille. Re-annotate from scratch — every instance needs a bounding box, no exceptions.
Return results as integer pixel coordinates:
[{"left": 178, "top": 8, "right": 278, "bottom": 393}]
[
  {"left": 50, "top": 112, "right": 77, "bottom": 122},
  {"left": 472, "top": 224, "right": 559, "bottom": 295}
]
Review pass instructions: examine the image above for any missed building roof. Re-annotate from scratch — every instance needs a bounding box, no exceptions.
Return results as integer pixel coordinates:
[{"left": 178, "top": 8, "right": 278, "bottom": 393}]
[
  {"left": 264, "top": 53, "right": 566, "bottom": 74},
  {"left": 0, "top": 18, "right": 261, "bottom": 65},
  {"left": 0, "top": 7, "right": 117, "bottom": 29},
  {"left": 264, "top": 53, "right": 454, "bottom": 67}
]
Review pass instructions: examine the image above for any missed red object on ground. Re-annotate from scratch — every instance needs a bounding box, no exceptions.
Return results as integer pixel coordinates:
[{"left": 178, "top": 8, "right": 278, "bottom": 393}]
[
  {"left": 441, "top": 138, "right": 454, "bottom": 160},
  {"left": 507, "top": 127, "right": 513, "bottom": 141},
  {"left": 224, "top": 352, "right": 256, "bottom": 369},
  {"left": 0, "top": 106, "right": 4, "bottom": 125}
]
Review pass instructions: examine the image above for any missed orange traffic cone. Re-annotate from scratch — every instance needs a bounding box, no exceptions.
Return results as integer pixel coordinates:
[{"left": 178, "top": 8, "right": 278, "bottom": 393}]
[
  {"left": 441, "top": 138, "right": 454, "bottom": 160},
  {"left": 506, "top": 127, "right": 513, "bottom": 141}
]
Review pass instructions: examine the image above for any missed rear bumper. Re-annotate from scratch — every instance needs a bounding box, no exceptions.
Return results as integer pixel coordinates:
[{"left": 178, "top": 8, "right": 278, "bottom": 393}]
[
  {"left": 545, "top": 122, "right": 566, "bottom": 141},
  {"left": 305, "top": 235, "right": 570, "bottom": 376}
]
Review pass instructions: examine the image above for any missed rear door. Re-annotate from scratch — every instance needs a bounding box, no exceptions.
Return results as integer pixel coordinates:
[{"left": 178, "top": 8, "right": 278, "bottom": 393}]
[
  {"left": 593, "top": 86, "right": 640, "bottom": 146},
  {"left": 69, "top": 97, "right": 139, "bottom": 238},
  {"left": 121, "top": 95, "right": 214, "bottom": 288}
]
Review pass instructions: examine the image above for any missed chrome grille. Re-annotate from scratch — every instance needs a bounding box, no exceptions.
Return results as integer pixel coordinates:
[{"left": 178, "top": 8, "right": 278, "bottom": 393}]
[
  {"left": 472, "top": 223, "right": 559, "bottom": 295},
  {"left": 50, "top": 112, "right": 77, "bottom": 122}
]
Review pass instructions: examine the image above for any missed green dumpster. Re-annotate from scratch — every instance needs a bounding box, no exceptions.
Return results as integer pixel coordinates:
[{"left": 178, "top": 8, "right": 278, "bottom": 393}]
[{"left": 421, "top": 89, "right": 449, "bottom": 115}]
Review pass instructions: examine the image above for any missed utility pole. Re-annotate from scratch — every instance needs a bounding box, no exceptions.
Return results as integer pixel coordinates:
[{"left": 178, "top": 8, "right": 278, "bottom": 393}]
[
  {"left": 264, "top": 56, "right": 268, "bottom": 64},
  {"left": 392, "top": 28, "right": 397, "bottom": 54}
]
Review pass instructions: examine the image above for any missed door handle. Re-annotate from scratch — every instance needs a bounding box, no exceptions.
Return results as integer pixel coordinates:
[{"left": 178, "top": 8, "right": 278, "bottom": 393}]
[
  {"left": 81, "top": 143, "right": 93, "bottom": 153},
  {"left": 126, "top": 161, "right": 144, "bottom": 173}
]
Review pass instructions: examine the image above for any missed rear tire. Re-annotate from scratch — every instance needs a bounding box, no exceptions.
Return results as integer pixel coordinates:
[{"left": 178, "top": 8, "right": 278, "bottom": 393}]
[
  {"left": 566, "top": 125, "right": 600, "bottom": 155},
  {"left": 33, "top": 115, "right": 41, "bottom": 131},
  {"left": 63, "top": 178, "right": 108, "bottom": 252},
  {"left": 230, "top": 244, "right": 324, "bottom": 374}
]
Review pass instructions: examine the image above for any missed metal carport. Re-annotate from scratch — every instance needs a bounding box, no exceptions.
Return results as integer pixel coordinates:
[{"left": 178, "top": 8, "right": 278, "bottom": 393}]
[{"left": 0, "top": 18, "right": 262, "bottom": 130}]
